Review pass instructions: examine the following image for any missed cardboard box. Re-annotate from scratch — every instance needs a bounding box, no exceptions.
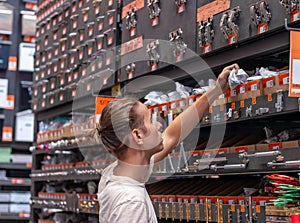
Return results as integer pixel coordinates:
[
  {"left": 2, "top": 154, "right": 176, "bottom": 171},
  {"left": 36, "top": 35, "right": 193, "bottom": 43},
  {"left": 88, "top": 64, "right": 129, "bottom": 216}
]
[
  {"left": 263, "top": 73, "right": 289, "bottom": 95},
  {"left": 227, "top": 87, "right": 239, "bottom": 103},
  {"left": 237, "top": 83, "right": 248, "bottom": 101},
  {"left": 247, "top": 79, "right": 263, "bottom": 98},
  {"left": 256, "top": 140, "right": 300, "bottom": 151},
  {"left": 229, "top": 145, "right": 255, "bottom": 154},
  {"left": 213, "top": 93, "right": 227, "bottom": 106}
]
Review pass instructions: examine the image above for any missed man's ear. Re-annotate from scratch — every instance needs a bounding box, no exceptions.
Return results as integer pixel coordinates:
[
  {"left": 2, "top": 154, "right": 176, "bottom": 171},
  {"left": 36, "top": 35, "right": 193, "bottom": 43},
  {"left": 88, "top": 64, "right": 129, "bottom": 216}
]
[{"left": 131, "top": 128, "right": 144, "bottom": 145}]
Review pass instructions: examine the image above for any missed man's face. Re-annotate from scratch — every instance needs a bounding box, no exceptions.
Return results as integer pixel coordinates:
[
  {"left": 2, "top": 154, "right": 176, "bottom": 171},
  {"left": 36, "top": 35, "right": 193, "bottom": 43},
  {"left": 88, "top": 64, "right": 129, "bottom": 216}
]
[{"left": 137, "top": 102, "right": 164, "bottom": 154}]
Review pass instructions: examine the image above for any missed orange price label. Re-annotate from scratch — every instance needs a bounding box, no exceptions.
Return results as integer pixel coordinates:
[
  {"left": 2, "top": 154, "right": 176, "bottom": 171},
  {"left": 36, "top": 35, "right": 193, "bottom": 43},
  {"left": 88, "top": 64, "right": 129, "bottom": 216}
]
[
  {"left": 95, "top": 97, "right": 116, "bottom": 115},
  {"left": 268, "top": 94, "right": 272, "bottom": 102},
  {"left": 240, "top": 100, "right": 244, "bottom": 108},
  {"left": 26, "top": 162, "right": 32, "bottom": 168},
  {"left": 2, "top": 126, "right": 12, "bottom": 142},
  {"left": 209, "top": 106, "right": 213, "bottom": 113},
  {"left": 12, "top": 178, "right": 25, "bottom": 184},
  {"left": 220, "top": 104, "right": 224, "bottom": 112},
  {"left": 231, "top": 102, "right": 236, "bottom": 110},
  {"left": 252, "top": 97, "right": 256, "bottom": 105},
  {"left": 240, "top": 205, "right": 245, "bottom": 213},
  {"left": 256, "top": 205, "right": 261, "bottom": 213},
  {"left": 8, "top": 56, "right": 17, "bottom": 71},
  {"left": 19, "top": 212, "right": 30, "bottom": 218},
  {"left": 5, "top": 95, "right": 14, "bottom": 110},
  {"left": 231, "top": 204, "right": 235, "bottom": 212}
]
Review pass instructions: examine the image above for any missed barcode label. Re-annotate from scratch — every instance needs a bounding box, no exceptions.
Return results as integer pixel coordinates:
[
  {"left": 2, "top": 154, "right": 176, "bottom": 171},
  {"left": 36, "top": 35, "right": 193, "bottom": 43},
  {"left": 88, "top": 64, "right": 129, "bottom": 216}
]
[
  {"left": 179, "top": 100, "right": 186, "bottom": 107},
  {"left": 251, "top": 84, "right": 258, "bottom": 91},
  {"left": 266, "top": 80, "right": 274, "bottom": 88},
  {"left": 162, "top": 105, "right": 168, "bottom": 111},
  {"left": 231, "top": 90, "right": 237, "bottom": 96},
  {"left": 240, "top": 86, "right": 246, "bottom": 94}
]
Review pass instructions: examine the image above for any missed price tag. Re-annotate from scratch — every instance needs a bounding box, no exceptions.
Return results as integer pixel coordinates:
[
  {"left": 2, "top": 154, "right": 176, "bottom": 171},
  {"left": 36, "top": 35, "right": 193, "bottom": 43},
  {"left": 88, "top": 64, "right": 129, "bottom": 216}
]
[
  {"left": 240, "top": 100, "right": 244, "bottom": 108},
  {"left": 130, "top": 28, "right": 136, "bottom": 37},
  {"left": 220, "top": 104, "right": 224, "bottom": 112},
  {"left": 19, "top": 212, "right": 30, "bottom": 218},
  {"left": 2, "top": 127, "right": 13, "bottom": 142},
  {"left": 89, "top": 28, "right": 93, "bottom": 37},
  {"left": 177, "top": 3, "right": 185, "bottom": 13},
  {"left": 228, "top": 34, "right": 238, "bottom": 44},
  {"left": 106, "top": 57, "right": 111, "bottom": 65},
  {"left": 251, "top": 84, "right": 258, "bottom": 91},
  {"left": 268, "top": 94, "right": 272, "bottom": 102},
  {"left": 231, "top": 89, "right": 237, "bottom": 97},
  {"left": 171, "top": 102, "right": 177, "bottom": 109},
  {"left": 179, "top": 100, "right": 186, "bottom": 107},
  {"left": 109, "top": 16, "right": 114, "bottom": 25},
  {"left": 6, "top": 95, "right": 15, "bottom": 110},
  {"left": 266, "top": 80, "right": 274, "bottom": 88},
  {"left": 240, "top": 205, "right": 245, "bottom": 213},
  {"left": 108, "top": 37, "right": 113, "bottom": 45},
  {"left": 103, "top": 77, "right": 108, "bottom": 85},
  {"left": 283, "top": 77, "right": 289, "bottom": 85},
  {"left": 231, "top": 204, "right": 235, "bottom": 212},
  {"left": 256, "top": 205, "right": 261, "bottom": 213},
  {"left": 209, "top": 106, "right": 213, "bottom": 113},
  {"left": 12, "top": 178, "right": 25, "bottom": 184},
  {"left": 98, "top": 41, "right": 103, "bottom": 50},
  {"left": 8, "top": 56, "right": 17, "bottom": 71},
  {"left": 252, "top": 97, "right": 256, "bottom": 105},
  {"left": 95, "top": 6, "right": 100, "bottom": 15},
  {"left": 292, "top": 10, "right": 300, "bottom": 22},
  {"left": 239, "top": 86, "right": 246, "bottom": 94},
  {"left": 258, "top": 23, "right": 268, "bottom": 34},
  {"left": 152, "top": 17, "right": 159, "bottom": 26},
  {"left": 162, "top": 104, "right": 168, "bottom": 111},
  {"left": 231, "top": 102, "right": 236, "bottom": 110},
  {"left": 128, "top": 72, "right": 133, "bottom": 80}
]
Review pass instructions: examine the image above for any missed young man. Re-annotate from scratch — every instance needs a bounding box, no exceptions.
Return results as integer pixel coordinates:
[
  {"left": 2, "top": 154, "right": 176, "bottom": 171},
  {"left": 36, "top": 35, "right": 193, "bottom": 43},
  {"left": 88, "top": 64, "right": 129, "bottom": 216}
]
[{"left": 95, "top": 64, "right": 239, "bottom": 222}]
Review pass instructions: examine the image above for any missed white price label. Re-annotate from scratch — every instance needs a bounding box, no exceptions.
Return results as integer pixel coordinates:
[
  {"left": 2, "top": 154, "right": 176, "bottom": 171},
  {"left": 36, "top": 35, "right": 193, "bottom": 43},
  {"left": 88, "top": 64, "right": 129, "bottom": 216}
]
[
  {"left": 266, "top": 80, "right": 274, "bottom": 88},
  {"left": 231, "top": 90, "right": 237, "bottom": 97},
  {"left": 259, "top": 25, "right": 267, "bottom": 34},
  {"left": 171, "top": 102, "right": 177, "bottom": 109},
  {"left": 162, "top": 105, "right": 168, "bottom": 111},
  {"left": 240, "top": 86, "right": 246, "bottom": 94},
  {"left": 179, "top": 100, "right": 186, "bottom": 107},
  {"left": 251, "top": 84, "right": 258, "bottom": 91},
  {"left": 283, "top": 77, "right": 289, "bottom": 85},
  {"left": 103, "top": 77, "right": 108, "bottom": 85},
  {"left": 293, "top": 12, "right": 300, "bottom": 22}
]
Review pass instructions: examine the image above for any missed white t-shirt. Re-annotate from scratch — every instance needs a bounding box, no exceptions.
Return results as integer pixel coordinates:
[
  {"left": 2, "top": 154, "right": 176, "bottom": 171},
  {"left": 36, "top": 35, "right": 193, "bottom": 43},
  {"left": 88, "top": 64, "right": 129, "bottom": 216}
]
[{"left": 98, "top": 156, "right": 157, "bottom": 223}]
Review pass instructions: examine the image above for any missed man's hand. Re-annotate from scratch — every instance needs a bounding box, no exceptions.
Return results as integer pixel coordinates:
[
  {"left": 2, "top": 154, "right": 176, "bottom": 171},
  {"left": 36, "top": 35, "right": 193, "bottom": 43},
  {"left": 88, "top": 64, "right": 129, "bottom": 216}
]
[{"left": 216, "top": 63, "right": 240, "bottom": 92}]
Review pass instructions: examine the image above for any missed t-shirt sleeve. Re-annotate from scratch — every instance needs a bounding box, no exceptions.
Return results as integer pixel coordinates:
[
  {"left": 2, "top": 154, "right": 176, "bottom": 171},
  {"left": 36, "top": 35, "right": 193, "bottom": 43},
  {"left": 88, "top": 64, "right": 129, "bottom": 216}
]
[{"left": 109, "top": 201, "right": 148, "bottom": 223}]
